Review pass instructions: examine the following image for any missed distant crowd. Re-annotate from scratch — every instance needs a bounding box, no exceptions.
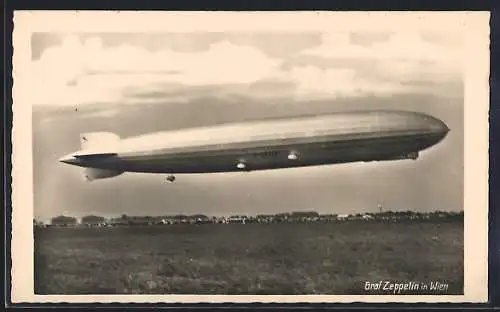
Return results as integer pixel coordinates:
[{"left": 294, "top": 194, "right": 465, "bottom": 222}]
[{"left": 33, "top": 210, "right": 464, "bottom": 228}]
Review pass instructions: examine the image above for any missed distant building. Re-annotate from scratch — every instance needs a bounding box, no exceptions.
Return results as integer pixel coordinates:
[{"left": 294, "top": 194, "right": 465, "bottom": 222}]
[
  {"left": 81, "top": 215, "right": 106, "bottom": 227},
  {"left": 189, "top": 214, "right": 211, "bottom": 224},
  {"left": 227, "top": 216, "right": 247, "bottom": 224},
  {"left": 159, "top": 218, "right": 173, "bottom": 225},
  {"left": 337, "top": 214, "right": 349, "bottom": 221},
  {"left": 108, "top": 215, "right": 168, "bottom": 226},
  {"left": 50, "top": 215, "right": 77, "bottom": 227},
  {"left": 108, "top": 217, "right": 129, "bottom": 226},
  {"left": 361, "top": 214, "right": 374, "bottom": 220},
  {"left": 290, "top": 211, "right": 319, "bottom": 222}
]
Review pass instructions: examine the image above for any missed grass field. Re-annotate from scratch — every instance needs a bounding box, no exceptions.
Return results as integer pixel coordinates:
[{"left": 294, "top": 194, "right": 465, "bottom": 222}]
[{"left": 34, "top": 221, "right": 463, "bottom": 295}]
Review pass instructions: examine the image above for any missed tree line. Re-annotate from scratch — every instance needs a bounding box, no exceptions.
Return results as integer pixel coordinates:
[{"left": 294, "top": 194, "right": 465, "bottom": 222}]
[{"left": 34, "top": 210, "right": 464, "bottom": 227}]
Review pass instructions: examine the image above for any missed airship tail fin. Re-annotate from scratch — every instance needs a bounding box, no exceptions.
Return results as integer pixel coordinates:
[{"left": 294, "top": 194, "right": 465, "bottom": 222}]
[{"left": 80, "top": 132, "right": 120, "bottom": 153}]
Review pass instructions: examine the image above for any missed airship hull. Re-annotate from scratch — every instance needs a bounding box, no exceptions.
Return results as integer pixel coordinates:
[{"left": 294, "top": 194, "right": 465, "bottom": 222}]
[
  {"left": 60, "top": 110, "right": 450, "bottom": 177},
  {"left": 101, "top": 132, "right": 442, "bottom": 174}
]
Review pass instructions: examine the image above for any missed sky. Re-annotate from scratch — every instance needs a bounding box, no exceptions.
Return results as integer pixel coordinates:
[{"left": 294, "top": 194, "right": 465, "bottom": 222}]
[{"left": 31, "top": 31, "right": 464, "bottom": 222}]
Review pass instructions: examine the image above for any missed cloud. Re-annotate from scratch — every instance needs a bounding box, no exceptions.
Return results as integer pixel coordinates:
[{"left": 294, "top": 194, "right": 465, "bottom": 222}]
[
  {"left": 30, "top": 32, "right": 462, "bottom": 107},
  {"left": 301, "top": 32, "right": 462, "bottom": 82},
  {"left": 283, "top": 65, "right": 419, "bottom": 98},
  {"left": 30, "top": 35, "right": 283, "bottom": 106},
  {"left": 279, "top": 32, "right": 463, "bottom": 98},
  {"left": 304, "top": 33, "right": 462, "bottom": 63}
]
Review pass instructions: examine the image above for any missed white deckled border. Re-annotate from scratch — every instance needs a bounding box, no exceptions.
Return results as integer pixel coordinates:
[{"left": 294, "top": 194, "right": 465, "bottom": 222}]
[{"left": 11, "top": 11, "right": 490, "bottom": 303}]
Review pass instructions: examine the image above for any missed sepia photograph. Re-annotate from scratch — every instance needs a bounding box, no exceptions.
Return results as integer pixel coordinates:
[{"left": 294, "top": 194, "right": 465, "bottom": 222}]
[{"left": 11, "top": 11, "right": 489, "bottom": 303}]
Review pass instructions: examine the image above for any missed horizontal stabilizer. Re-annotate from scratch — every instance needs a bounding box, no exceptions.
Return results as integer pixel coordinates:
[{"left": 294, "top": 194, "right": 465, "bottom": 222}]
[{"left": 79, "top": 132, "right": 120, "bottom": 154}]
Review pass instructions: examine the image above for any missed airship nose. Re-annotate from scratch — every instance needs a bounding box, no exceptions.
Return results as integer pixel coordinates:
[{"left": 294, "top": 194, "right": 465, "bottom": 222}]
[
  {"left": 426, "top": 115, "right": 450, "bottom": 135},
  {"left": 59, "top": 153, "right": 77, "bottom": 165}
]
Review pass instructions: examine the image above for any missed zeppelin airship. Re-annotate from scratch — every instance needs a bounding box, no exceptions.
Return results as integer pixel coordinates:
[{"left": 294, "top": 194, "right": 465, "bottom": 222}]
[{"left": 58, "top": 110, "right": 449, "bottom": 182}]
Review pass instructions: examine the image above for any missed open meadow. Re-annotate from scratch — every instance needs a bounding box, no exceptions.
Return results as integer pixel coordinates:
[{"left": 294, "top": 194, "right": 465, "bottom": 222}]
[{"left": 34, "top": 221, "right": 463, "bottom": 295}]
